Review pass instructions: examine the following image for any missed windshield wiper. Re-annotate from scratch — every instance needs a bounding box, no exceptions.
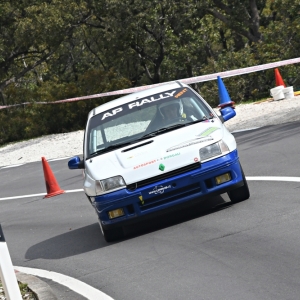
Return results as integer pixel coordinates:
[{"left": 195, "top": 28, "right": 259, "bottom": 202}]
[
  {"left": 138, "top": 123, "right": 187, "bottom": 140},
  {"left": 184, "top": 115, "right": 214, "bottom": 126},
  {"left": 89, "top": 141, "right": 132, "bottom": 157},
  {"left": 140, "top": 117, "right": 215, "bottom": 140}
]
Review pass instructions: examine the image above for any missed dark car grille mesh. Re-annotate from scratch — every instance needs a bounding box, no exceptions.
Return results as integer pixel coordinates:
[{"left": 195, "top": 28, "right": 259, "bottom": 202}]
[{"left": 127, "top": 162, "right": 201, "bottom": 191}]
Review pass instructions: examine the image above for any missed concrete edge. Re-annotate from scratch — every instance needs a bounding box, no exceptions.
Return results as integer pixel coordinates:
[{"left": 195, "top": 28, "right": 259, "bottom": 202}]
[{"left": 15, "top": 270, "right": 57, "bottom": 300}]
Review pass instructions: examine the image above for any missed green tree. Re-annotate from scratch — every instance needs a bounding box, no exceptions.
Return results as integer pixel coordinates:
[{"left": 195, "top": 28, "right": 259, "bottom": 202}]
[{"left": 0, "top": 0, "right": 92, "bottom": 104}]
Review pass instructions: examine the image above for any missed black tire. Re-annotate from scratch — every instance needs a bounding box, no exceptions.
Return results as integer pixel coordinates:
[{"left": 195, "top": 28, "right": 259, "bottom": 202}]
[
  {"left": 227, "top": 165, "right": 250, "bottom": 203},
  {"left": 99, "top": 221, "right": 124, "bottom": 242}
]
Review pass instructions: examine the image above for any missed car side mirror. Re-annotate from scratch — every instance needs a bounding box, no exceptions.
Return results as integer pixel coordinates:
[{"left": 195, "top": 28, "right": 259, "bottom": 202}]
[
  {"left": 68, "top": 156, "right": 84, "bottom": 169},
  {"left": 219, "top": 106, "right": 236, "bottom": 123}
]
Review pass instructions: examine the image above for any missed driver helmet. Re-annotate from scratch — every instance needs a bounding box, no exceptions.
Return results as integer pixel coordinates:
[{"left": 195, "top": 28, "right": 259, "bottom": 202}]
[{"left": 158, "top": 99, "right": 183, "bottom": 119}]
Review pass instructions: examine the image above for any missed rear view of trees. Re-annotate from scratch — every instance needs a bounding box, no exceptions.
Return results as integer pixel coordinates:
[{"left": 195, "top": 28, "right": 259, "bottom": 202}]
[{"left": 0, "top": 0, "right": 300, "bottom": 145}]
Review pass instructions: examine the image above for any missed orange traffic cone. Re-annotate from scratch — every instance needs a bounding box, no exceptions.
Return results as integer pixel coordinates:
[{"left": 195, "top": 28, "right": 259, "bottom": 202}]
[
  {"left": 41, "top": 157, "right": 65, "bottom": 198},
  {"left": 274, "top": 68, "right": 286, "bottom": 87}
]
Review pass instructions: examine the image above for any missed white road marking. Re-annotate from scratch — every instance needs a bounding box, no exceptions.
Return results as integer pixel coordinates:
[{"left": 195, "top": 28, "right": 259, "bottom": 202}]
[
  {"left": 231, "top": 127, "right": 260, "bottom": 133},
  {"left": 65, "top": 189, "right": 84, "bottom": 193},
  {"left": 0, "top": 193, "right": 47, "bottom": 201},
  {"left": 0, "top": 156, "right": 72, "bottom": 169},
  {"left": 14, "top": 266, "right": 114, "bottom": 300},
  {"left": 246, "top": 176, "right": 300, "bottom": 182},
  {"left": 1, "top": 164, "right": 25, "bottom": 169},
  {"left": 0, "top": 189, "right": 84, "bottom": 201}
]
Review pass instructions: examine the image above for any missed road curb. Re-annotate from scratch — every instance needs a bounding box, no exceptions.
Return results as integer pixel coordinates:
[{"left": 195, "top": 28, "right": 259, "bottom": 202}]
[{"left": 15, "top": 270, "right": 57, "bottom": 300}]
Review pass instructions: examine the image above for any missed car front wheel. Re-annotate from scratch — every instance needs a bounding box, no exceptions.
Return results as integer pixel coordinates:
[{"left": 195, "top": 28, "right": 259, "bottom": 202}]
[{"left": 227, "top": 164, "right": 250, "bottom": 203}]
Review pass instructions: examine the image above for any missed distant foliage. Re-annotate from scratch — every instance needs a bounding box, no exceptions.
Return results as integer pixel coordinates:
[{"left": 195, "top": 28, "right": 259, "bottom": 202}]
[
  {"left": 0, "top": 69, "right": 130, "bottom": 145},
  {"left": 0, "top": 0, "right": 300, "bottom": 145}
]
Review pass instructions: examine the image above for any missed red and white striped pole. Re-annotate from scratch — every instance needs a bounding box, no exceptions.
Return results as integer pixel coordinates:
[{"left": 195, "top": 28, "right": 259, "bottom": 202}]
[{"left": 0, "top": 224, "right": 22, "bottom": 300}]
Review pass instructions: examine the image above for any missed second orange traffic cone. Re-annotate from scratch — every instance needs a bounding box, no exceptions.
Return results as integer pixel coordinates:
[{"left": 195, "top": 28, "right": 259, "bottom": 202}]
[
  {"left": 274, "top": 68, "right": 286, "bottom": 87},
  {"left": 42, "top": 157, "right": 65, "bottom": 198}
]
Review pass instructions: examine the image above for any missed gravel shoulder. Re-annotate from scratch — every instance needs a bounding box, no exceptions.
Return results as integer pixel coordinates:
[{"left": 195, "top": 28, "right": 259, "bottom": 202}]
[
  {"left": 224, "top": 96, "right": 300, "bottom": 132},
  {"left": 1, "top": 96, "right": 300, "bottom": 167}
]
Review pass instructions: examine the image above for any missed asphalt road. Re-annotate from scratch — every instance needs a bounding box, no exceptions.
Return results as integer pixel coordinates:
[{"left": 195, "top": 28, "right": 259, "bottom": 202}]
[{"left": 1, "top": 121, "right": 300, "bottom": 300}]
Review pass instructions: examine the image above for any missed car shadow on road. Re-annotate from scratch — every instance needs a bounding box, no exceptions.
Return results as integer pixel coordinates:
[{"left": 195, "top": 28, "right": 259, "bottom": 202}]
[
  {"left": 123, "top": 194, "right": 233, "bottom": 240},
  {"left": 25, "top": 195, "right": 233, "bottom": 260},
  {"left": 25, "top": 223, "right": 106, "bottom": 260}
]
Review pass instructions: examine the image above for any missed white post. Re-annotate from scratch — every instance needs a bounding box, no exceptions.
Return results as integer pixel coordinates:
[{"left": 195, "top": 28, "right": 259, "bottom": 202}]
[{"left": 0, "top": 224, "right": 22, "bottom": 300}]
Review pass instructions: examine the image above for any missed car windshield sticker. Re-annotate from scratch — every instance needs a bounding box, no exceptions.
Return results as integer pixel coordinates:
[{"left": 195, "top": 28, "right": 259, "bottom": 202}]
[
  {"left": 101, "top": 90, "right": 177, "bottom": 120},
  {"left": 101, "top": 107, "right": 123, "bottom": 121},
  {"left": 128, "top": 91, "right": 176, "bottom": 109},
  {"left": 197, "top": 127, "right": 219, "bottom": 137},
  {"left": 166, "top": 138, "right": 213, "bottom": 152},
  {"left": 149, "top": 185, "right": 171, "bottom": 195},
  {"left": 174, "top": 88, "right": 188, "bottom": 98}
]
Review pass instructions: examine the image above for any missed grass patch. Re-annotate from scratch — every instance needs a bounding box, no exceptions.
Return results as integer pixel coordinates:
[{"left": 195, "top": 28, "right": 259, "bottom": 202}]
[{"left": 0, "top": 280, "right": 38, "bottom": 300}]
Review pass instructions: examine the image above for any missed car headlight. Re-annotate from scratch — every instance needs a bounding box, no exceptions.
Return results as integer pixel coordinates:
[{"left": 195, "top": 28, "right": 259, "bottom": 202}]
[
  {"left": 199, "top": 140, "right": 229, "bottom": 161},
  {"left": 95, "top": 176, "right": 126, "bottom": 195}
]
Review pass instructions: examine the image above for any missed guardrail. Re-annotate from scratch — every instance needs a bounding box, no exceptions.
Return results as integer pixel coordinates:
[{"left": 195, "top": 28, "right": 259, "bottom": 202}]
[{"left": 0, "top": 224, "right": 22, "bottom": 300}]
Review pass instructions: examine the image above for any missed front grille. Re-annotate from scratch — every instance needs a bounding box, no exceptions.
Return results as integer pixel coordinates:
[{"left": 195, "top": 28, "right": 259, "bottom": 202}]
[{"left": 127, "top": 162, "right": 200, "bottom": 191}]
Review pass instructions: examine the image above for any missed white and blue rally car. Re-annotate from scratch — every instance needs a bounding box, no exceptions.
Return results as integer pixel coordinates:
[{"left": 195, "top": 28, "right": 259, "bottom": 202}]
[{"left": 68, "top": 81, "right": 250, "bottom": 241}]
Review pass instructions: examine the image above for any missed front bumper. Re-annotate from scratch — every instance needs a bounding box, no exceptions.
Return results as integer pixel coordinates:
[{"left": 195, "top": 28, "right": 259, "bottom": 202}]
[{"left": 92, "top": 150, "right": 243, "bottom": 229}]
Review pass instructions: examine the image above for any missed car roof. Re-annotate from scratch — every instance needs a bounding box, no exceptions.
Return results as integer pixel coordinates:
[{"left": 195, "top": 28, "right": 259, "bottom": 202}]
[{"left": 88, "top": 81, "right": 189, "bottom": 119}]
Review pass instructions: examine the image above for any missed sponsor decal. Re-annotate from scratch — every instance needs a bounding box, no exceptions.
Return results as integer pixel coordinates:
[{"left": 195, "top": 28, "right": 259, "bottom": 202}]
[
  {"left": 134, "top": 159, "right": 156, "bottom": 170},
  {"left": 139, "top": 195, "right": 144, "bottom": 205},
  {"left": 149, "top": 185, "right": 171, "bottom": 195},
  {"left": 133, "top": 153, "right": 180, "bottom": 169},
  {"left": 159, "top": 163, "right": 165, "bottom": 171},
  {"left": 197, "top": 127, "right": 219, "bottom": 137},
  {"left": 166, "top": 138, "right": 213, "bottom": 152},
  {"left": 127, "top": 151, "right": 147, "bottom": 160},
  {"left": 163, "top": 152, "right": 180, "bottom": 160}
]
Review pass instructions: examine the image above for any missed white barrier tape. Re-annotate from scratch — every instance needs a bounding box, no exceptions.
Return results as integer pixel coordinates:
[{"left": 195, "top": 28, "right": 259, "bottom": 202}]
[{"left": 1, "top": 57, "right": 300, "bottom": 110}]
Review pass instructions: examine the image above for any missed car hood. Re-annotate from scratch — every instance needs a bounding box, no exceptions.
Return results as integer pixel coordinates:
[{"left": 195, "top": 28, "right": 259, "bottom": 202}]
[{"left": 85, "top": 119, "right": 234, "bottom": 184}]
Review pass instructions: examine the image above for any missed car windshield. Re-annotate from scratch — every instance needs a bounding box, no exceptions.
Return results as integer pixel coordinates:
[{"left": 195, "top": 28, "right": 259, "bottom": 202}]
[{"left": 86, "top": 87, "right": 214, "bottom": 158}]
